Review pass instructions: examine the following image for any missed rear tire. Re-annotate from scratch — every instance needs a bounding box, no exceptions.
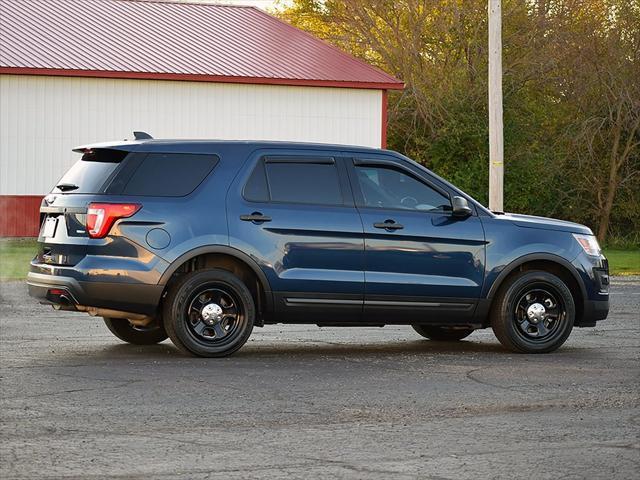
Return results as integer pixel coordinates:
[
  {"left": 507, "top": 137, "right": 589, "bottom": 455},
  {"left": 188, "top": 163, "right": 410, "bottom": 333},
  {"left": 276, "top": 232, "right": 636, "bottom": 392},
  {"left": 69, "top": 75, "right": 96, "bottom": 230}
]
[
  {"left": 412, "top": 325, "right": 474, "bottom": 341},
  {"left": 103, "top": 317, "right": 168, "bottom": 345},
  {"left": 163, "top": 269, "right": 255, "bottom": 357},
  {"left": 491, "top": 270, "right": 574, "bottom": 353}
]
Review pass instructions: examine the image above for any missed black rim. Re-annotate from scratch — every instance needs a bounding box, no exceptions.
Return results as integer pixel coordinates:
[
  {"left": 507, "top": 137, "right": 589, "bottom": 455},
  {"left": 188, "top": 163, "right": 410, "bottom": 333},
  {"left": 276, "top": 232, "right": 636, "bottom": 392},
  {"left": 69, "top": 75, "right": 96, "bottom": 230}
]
[
  {"left": 185, "top": 285, "right": 244, "bottom": 345},
  {"left": 513, "top": 284, "right": 566, "bottom": 342}
]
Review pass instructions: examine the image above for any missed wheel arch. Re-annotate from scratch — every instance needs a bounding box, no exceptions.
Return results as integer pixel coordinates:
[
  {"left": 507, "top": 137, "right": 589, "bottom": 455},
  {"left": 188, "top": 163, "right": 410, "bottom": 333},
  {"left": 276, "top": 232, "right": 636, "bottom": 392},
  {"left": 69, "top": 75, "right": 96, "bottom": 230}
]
[
  {"left": 486, "top": 253, "right": 587, "bottom": 325},
  {"left": 159, "top": 246, "right": 273, "bottom": 324}
]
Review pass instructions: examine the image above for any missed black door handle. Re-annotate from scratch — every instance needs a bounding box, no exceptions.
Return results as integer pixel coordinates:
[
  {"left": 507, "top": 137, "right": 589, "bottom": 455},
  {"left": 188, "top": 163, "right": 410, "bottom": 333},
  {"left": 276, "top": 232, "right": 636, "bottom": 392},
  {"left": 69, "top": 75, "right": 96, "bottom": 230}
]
[
  {"left": 373, "top": 220, "right": 404, "bottom": 231},
  {"left": 240, "top": 212, "right": 272, "bottom": 223}
]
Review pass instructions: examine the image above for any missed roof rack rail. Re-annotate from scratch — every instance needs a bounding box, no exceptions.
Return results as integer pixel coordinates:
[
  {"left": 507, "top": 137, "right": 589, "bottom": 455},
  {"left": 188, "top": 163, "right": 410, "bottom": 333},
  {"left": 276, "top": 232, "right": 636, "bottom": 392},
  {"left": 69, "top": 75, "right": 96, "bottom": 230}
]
[{"left": 133, "top": 131, "right": 153, "bottom": 140}]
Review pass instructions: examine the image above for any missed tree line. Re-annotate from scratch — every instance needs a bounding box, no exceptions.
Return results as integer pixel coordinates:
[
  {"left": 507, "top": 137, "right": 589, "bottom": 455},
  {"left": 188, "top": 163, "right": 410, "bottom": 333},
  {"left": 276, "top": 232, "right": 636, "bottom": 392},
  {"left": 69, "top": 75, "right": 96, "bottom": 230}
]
[{"left": 277, "top": 0, "right": 639, "bottom": 244}]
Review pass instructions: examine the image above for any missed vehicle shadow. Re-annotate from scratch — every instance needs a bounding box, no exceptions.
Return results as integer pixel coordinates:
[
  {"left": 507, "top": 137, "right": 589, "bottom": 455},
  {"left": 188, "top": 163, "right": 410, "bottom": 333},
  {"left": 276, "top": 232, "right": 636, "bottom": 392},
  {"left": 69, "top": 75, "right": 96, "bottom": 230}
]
[
  {"left": 240, "top": 339, "right": 509, "bottom": 357},
  {"left": 92, "top": 337, "right": 508, "bottom": 362}
]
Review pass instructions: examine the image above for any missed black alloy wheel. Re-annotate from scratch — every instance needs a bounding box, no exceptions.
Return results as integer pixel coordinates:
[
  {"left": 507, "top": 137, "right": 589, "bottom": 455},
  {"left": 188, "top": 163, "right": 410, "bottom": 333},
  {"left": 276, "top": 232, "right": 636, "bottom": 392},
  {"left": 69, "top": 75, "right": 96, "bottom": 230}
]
[
  {"left": 163, "top": 269, "right": 255, "bottom": 357},
  {"left": 513, "top": 287, "right": 565, "bottom": 341},
  {"left": 491, "top": 270, "right": 575, "bottom": 353},
  {"left": 186, "top": 287, "right": 242, "bottom": 344}
]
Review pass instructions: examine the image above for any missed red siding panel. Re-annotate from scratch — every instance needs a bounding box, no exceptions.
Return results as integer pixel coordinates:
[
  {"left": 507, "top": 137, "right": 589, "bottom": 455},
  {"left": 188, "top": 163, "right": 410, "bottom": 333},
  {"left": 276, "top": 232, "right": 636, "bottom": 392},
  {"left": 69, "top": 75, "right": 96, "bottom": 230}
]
[
  {"left": 0, "top": 196, "right": 42, "bottom": 237},
  {"left": 0, "top": 0, "right": 403, "bottom": 90}
]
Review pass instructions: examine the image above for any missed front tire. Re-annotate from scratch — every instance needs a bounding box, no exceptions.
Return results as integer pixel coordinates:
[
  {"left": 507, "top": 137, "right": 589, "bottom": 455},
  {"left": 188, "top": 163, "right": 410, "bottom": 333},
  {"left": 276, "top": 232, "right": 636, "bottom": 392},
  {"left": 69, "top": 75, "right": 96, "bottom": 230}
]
[
  {"left": 412, "top": 325, "right": 474, "bottom": 341},
  {"left": 163, "top": 269, "right": 255, "bottom": 357},
  {"left": 103, "top": 317, "right": 168, "bottom": 345},
  {"left": 491, "top": 270, "right": 575, "bottom": 353}
]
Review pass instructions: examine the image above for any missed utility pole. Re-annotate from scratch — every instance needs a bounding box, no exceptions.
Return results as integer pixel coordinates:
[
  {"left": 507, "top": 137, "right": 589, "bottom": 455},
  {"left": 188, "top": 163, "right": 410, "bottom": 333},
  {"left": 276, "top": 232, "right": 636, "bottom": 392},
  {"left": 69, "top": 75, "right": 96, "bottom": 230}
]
[{"left": 488, "top": 0, "right": 504, "bottom": 212}]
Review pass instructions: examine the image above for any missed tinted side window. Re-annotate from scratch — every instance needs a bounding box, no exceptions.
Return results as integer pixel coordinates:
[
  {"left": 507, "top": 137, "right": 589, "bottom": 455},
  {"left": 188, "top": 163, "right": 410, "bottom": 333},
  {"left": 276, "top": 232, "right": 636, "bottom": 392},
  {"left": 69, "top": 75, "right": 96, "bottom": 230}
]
[
  {"left": 264, "top": 161, "right": 342, "bottom": 205},
  {"left": 355, "top": 166, "right": 450, "bottom": 212},
  {"left": 121, "top": 153, "right": 218, "bottom": 196},
  {"left": 243, "top": 160, "right": 269, "bottom": 202}
]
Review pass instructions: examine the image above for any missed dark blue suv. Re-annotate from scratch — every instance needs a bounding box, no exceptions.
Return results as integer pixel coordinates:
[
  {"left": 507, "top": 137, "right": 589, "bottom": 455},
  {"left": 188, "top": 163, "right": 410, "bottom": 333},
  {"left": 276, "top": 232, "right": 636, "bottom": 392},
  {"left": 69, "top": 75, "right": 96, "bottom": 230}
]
[{"left": 27, "top": 135, "right": 610, "bottom": 356}]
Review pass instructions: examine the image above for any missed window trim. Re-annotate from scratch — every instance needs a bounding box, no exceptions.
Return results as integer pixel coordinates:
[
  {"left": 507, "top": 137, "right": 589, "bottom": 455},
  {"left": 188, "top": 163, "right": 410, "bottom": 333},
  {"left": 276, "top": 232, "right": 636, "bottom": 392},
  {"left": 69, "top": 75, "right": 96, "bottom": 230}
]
[
  {"left": 348, "top": 157, "right": 454, "bottom": 214},
  {"left": 264, "top": 155, "right": 335, "bottom": 165},
  {"left": 242, "top": 155, "right": 350, "bottom": 207}
]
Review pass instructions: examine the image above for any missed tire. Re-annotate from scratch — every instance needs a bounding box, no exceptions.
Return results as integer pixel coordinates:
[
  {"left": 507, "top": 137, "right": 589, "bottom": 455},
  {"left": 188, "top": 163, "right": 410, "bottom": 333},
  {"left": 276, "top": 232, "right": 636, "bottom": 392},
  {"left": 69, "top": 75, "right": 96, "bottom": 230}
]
[
  {"left": 491, "top": 270, "right": 575, "bottom": 353},
  {"left": 103, "top": 317, "right": 168, "bottom": 345},
  {"left": 163, "top": 269, "right": 255, "bottom": 357},
  {"left": 412, "top": 325, "right": 474, "bottom": 341}
]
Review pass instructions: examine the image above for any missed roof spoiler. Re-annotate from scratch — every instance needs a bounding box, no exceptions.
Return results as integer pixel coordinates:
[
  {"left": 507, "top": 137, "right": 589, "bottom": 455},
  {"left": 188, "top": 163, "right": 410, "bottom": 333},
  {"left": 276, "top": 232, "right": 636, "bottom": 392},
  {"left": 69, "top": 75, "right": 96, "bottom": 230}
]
[{"left": 72, "top": 131, "right": 153, "bottom": 152}]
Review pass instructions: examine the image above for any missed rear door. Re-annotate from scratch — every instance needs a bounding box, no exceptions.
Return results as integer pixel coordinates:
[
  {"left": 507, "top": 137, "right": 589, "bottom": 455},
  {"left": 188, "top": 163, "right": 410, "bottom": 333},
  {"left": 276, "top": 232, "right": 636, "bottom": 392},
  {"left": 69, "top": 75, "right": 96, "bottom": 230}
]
[
  {"left": 227, "top": 149, "right": 364, "bottom": 323},
  {"left": 345, "top": 155, "right": 486, "bottom": 324}
]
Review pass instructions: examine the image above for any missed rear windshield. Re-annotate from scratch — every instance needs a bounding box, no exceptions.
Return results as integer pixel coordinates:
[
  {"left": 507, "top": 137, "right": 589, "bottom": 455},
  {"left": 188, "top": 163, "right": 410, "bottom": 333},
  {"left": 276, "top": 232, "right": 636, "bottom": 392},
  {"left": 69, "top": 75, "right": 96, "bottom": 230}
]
[{"left": 53, "top": 149, "right": 127, "bottom": 194}]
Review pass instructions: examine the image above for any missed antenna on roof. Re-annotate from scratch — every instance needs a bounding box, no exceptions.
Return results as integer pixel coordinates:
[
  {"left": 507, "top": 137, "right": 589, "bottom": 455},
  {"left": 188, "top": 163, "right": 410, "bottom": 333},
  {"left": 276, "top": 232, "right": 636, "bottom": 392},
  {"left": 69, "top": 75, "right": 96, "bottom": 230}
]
[{"left": 133, "top": 131, "right": 153, "bottom": 140}]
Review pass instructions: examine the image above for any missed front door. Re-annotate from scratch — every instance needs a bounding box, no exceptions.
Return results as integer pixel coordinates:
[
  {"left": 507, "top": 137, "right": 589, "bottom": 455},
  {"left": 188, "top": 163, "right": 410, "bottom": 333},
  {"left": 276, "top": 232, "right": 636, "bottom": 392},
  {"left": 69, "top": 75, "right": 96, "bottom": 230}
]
[
  {"left": 346, "top": 156, "right": 486, "bottom": 324},
  {"left": 228, "top": 150, "right": 364, "bottom": 323}
]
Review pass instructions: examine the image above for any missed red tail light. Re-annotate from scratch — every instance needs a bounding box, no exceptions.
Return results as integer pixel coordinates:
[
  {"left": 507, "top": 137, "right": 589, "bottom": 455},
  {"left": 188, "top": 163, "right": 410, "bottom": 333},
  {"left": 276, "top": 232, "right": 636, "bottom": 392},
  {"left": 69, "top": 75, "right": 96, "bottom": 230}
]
[{"left": 86, "top": 203, "right": 141, "bottom": 238}]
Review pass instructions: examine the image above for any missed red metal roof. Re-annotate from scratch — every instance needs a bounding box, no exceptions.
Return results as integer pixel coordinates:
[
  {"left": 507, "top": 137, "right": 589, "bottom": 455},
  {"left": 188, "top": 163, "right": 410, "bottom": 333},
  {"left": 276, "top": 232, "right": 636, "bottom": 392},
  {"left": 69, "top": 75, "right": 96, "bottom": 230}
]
[{"left": 0, "top": 0, "right": 403, "bottom": 90}]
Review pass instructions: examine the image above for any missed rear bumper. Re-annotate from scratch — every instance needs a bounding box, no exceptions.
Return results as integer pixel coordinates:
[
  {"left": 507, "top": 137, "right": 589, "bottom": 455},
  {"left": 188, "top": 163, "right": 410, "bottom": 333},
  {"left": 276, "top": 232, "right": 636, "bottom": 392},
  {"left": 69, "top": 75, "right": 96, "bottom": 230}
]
[{"left": 27, "top": 272, "right": 163, "bottom": 316}]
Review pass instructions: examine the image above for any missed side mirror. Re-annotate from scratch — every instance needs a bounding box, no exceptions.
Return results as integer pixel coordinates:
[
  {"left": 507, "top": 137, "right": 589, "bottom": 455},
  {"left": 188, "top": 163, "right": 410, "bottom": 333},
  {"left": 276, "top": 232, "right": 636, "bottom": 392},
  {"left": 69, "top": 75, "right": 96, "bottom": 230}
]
[{"left": 452, "top": 196, "right": 472, "bottom": 217}]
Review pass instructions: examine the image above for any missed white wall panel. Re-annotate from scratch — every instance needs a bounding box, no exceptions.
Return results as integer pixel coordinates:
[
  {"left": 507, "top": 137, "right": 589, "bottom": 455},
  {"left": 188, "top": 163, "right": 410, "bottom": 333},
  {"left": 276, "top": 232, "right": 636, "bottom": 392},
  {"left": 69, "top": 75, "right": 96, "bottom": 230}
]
[{"left": 0, "top": 75, "right": 383, "bottom": 195}]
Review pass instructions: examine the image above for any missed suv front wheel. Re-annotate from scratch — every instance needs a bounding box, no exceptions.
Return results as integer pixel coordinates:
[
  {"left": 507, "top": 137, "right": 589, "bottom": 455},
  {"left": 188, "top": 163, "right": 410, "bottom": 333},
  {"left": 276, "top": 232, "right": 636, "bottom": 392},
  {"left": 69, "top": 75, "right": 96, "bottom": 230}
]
[
  {"left": 491, "top": 270, "right": 575, "bottom": 353},
  {"left": 163, "top": 269, "right": 255, "bottom": 357}
]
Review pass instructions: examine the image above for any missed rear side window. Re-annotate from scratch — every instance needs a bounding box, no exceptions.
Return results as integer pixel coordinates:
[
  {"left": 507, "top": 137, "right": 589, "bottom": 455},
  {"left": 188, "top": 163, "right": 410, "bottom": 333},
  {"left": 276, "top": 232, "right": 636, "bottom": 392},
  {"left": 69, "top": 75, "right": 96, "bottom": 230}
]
[
  {"left": 53, "top": 149, "right": 127, "bottom": 194},
  {"left": 119, "top": 153, "right": 218, "bottom": 197},
  {"left": 243, "top": 161, "right": 269, "bottom": 202},
  {"left": 261, "top": 159, "right": 343, "bottom": 205}
]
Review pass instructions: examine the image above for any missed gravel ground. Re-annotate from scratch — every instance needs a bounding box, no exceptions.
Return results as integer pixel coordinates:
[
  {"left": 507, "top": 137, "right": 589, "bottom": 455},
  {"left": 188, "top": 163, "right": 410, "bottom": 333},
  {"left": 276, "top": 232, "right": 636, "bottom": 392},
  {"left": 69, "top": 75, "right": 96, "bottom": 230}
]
[{"left": 1, "top": 278, "right": 638, "bottom": 479}]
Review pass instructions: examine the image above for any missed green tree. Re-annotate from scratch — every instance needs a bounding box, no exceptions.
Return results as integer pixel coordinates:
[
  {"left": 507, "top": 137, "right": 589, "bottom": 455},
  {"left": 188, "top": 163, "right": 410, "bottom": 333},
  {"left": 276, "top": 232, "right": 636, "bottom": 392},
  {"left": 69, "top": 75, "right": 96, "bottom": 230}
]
[{"left": 277, "top": 0, "right": 640, "bottom": 243}]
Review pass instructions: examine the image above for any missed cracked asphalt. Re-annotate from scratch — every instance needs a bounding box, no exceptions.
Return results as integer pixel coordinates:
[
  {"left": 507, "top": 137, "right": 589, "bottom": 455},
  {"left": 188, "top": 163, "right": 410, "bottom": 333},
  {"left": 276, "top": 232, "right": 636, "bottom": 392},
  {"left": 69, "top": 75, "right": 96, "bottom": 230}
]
[{"left": 1, "top": 277, "right": 639, "bottom": 479}]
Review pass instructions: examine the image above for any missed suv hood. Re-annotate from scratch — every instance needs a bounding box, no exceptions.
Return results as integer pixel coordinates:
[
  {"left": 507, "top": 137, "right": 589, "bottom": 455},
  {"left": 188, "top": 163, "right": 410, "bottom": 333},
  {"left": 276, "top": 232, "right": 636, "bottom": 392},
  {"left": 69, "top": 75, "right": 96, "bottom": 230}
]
[{"left": 496, "top": 213, "right": 593, "bottom": 235}]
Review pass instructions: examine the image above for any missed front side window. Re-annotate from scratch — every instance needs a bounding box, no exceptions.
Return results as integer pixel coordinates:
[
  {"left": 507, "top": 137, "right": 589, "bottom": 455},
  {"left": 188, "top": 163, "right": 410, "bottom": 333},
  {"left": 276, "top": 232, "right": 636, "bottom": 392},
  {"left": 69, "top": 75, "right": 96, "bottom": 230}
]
[
  {"left": 355, "top": 165, "right": 450, "bottom": 212},
  {"left": 245, "top": 158, "right": 343, "bottom": 205}
]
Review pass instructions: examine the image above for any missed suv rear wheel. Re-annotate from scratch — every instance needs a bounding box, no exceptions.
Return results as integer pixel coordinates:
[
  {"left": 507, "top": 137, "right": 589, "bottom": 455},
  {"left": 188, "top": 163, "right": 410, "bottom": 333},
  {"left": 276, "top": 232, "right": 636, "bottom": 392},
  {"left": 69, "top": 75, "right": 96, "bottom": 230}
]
[
  {"left": 491, "top": 270, "right": 575, "bottom": 353},
  {"left": 103, "top": 317, "right": 168, "bottom": 345},
  {"left": 412, "top": 325, "right": 474, "bottom": 341},
  {"left": 163, "top": 269, "right": 255, "bottom": 357}
]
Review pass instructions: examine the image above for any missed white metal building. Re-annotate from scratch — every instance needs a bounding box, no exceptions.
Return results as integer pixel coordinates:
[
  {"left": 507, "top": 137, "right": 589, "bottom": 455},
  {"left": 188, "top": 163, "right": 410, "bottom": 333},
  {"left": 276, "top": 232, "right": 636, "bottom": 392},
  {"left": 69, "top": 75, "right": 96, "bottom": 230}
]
[{"left": 0, "top": 0, "right": 403, "bottom": 236}]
